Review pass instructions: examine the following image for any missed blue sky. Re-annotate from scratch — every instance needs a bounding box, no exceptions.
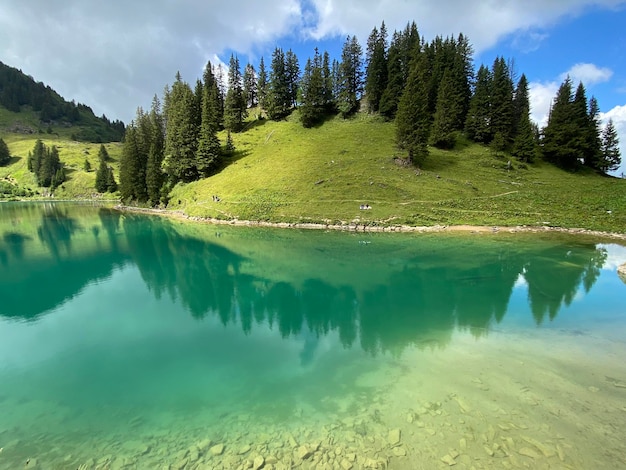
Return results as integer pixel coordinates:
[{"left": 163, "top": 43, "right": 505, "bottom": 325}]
[{"left": 1, "top": 0, "right": 625, "bottom": 173}]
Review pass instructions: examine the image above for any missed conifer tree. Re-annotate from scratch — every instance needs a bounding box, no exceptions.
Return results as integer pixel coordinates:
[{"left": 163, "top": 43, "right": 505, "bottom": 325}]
[
  {"left": 511, "top": 74, "right": 536, "bottom": 162},
  {"left": 197, "top": 65, "right": 222, "bottom": 177},
  {"left": 300, "top": 49, "right": 325, "bottom": 127},
  {"left": 224, "top": 55, "right": 247, "bottom": 132},
  {"left": 365, "top": 22, "right": 388, "bottom": 113},
  {"left": 338, "top": 35, "right": 364, "bottom": 117},
  {"left": 243, "top": 63, "right": 257, "bottom": 108},
  {"left": 95, "top": 146, "right": 110, "bottom": 192},
  {"left": 430, "top": 69, "right": 459, "bottom": 149},
  {"left": 584, "top": 96, "right": 603, "bottom": 169},
  {"left": 163, "top": 74, "right": 199, "bottom": 183},
  {"left": 106, "top": 167, "right": 118, "bottom": 192},
  {"left": 257, "top": 57, "right": 269, "bottom": 111},
  {"left": 600, "top": 119, "right": 621, "bottom": 173},
  {"left": 542, "top": 77, "right": 578, "bottom": 169},
  {"left": 267, "top": 48, "right": 291, "bottom": 119},
  {"left": 0, "top": 137, "right": 10, "bottom": 166},
  {"left": 28, "top": 139, "right": 45, "bottom": 175},
  {"left": 119, "top": 124, "right": 140, "bottom": 201},
  {"left": 322, "top": 51, "right": 334, "bottom": 110},
  {"left": 396, "top": 50, "right": 431, "bottom": 166},
  {"left": 146, "top": 95, "right": 165, "bottom": 204},
  {"left": 490, "top": 57, "right": 514, "bottom": 145},
  {"left": 285, "top": 50, "right": 300, "bottom": 108}
]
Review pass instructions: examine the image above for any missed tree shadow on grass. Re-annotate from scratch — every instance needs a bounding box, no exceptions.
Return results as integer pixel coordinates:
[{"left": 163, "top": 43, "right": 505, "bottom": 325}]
[{"left": 4, "top": 156, "right": 21, "bottom": 166}]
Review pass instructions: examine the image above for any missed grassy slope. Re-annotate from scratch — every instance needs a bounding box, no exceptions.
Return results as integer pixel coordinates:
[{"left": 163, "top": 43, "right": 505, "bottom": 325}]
[
  {"left": 0, "top": 132, "right": 121, "bottom": 200},
  {"left": 168, "top": 111, "right": 626, "bottom": 233}
]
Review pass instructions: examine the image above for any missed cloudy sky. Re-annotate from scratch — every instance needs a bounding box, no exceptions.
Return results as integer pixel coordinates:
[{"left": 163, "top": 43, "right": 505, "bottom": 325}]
[{"left": 1, "top": 0, "right": 625, "bottom": 173}]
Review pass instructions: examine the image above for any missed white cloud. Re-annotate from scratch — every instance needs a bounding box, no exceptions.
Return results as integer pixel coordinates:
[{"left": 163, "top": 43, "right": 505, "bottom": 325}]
[
  {"left": 529, "top": 81, "right": 559, "bottom": 127},
  {"left": 0, "top": 0, "right": 625, "bottom": 124},
  {"left": 561, "top": 63, "right": 613, "bottom": 86}
]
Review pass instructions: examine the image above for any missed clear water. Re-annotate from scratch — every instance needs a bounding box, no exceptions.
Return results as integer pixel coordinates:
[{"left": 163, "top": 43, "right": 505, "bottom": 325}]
[{"left": 1, "top": 202, "right": 625, "bottom": 469}]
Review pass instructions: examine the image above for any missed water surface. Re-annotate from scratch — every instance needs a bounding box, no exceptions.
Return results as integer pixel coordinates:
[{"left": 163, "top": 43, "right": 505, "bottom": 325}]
[{"left": 0, "top": 202, "right": 625, "bottom": 469}]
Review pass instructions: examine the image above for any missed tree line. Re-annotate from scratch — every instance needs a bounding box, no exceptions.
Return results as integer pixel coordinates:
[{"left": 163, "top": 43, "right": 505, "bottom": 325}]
[{"left": 118, "top": 20, "right": 621, "bottom": 206}]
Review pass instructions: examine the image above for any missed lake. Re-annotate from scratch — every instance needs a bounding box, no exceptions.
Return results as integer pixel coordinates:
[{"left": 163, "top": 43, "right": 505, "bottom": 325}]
[{"left": 1, "top": 202, "right": 625, "bottom": 469}]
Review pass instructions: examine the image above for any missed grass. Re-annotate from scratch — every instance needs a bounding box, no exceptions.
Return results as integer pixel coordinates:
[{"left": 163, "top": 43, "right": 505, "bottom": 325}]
[
  {"left": 2, "top": 106, "right": 625, "bottom": 232},
  {"left": 0, "top": 133, "right": 122, "bottom": 200},
  {"left": 167, "top": 110, "right": 626, "bottom": 233}
]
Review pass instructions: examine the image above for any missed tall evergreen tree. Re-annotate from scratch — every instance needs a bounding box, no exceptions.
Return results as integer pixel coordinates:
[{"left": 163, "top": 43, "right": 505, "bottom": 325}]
[
  {"left": 0, "top": 137, "right": 10, "bottom": 166},
  {"left": 285, "top": 49, "right": 300, "bottom": 108},
  {"left": 267, "top": 48, "right": 291, "bottom": 119},
  {"left": 542, "top": 77, "right": 579, "bottom": 169},
  {"left": 146, "top": 95, "right": 165, "bottom": 204},
  {"left": 224, "top": 55, "right": 247, "bottom": 132},
  {"left": 465, "top": 64, "right": 492, "bottom": 142},
  {"left": 430, "top": 69, "right": 460, "bottom": 148},
  {"left": 365, "top": 22, "right": 388, "bottom": 113},
  {"left": 322, "top": 51, "right": 334, "bottom": 110},
  {"left": 27, "top": 139, "right": 45, "bottom": 175},
  {"left": 119, "top": 124, "right": 141, "bottom": 201},
  {"left": 600, "top": 119, "right": 621, "bottom": 173},
  {"left": 584, "top": 96, "right": 603, "bottom": 169},
  {"left": 197, "top": 65, "right": 222, "bottom": 177},
  {"left": 396, "top": 50, "right": 431, "bottom": 166},
  {"left": 490, "top": 57, "right": 514, "bottom": 145},
  {"left": 95, "top": 144, "right": 110, "bottom": 192},
  {"left": 338, "top": 35, "right": 364, "bottom": 117},
  {"left": 300, "top": 49, "right": 325, "bottom": 127},
  {"left": 163, "top": 74, "right": 199, "bottom": 183},
  {"left": 511, "top": 75, "right": 536, "bottom": 162},
  {"left": 243, "top": 63, "right": 257, "bottom": 108},
  {"left": 257, "top": 56, "right": 269, "bottom": 111}
]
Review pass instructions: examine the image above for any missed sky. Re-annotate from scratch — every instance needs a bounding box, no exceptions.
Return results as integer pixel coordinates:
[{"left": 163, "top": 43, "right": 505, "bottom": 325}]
[{"left": 1, "top": 0, "right": 625, "bottom": 175}]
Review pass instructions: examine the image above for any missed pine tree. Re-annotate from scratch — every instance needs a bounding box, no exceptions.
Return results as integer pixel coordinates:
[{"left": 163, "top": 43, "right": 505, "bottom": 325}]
[
  {"left": 511, "top": 74, "right": 536, "bottom": 162},
  {"left": 106, "top": 167, "right": 118, "bottom": 192},
  {"left": 0, "top": 137, "right": 10, "bottom": 166},
  {"left": 267, "top": 48, "right": 291, "bottom": 119},
  {"left": 285, "top": 49, "right": 300, "bottom": 108},
  {"left": 257, "top": 56, "right": 269, "bottom": 111},
  {"left": 396, "top": 50, "right": 431, "bottom": 166},
  {"left": 243, "top": 63, "right": 257, "bottom": 108},
  {"left": 145, "top": 95, "right": 165, "bottom": 204},
  {"left": 28, "top": 139, "right": 45, "bottom": 175},
  {"left": 490, "top": 57, "right": 514, "bottom": 145},
  {"left": 95, "top": 149, "right": 109, "bottom": 192},
  {"left": 430, "top": 69, "right": 459, "bottom": 149},
  {"left": 163, "top": 74, "right": 199, "bottom": 183},
  {"left": 465, "top": 65, "right": 492, "bottom": 142},
  {"left": 600, "top": 119, "right": 621, "bottom": 173},
  {"left": 322, "top": 51, "right": 334, "bottom": 111},
  {"left": 224, "top": 55, "right": 247, "bottom": 132},
  {"left": 197, "top": 65, "right": 222, "bottom": 177},
  {"left": 338, "top": 35, "right": 364, "bottom": 117},
  {"left": 300, "top": 49, "right": 325, "bottom": 127},
  {"left": 583, "top": 95, "right": 603, "bottom": 169},
  {"left": 365, "top": 22, "right": 388, "bottom": 113},
  {"left": 542, "top": 77, "right": 579, "bottom": 169}
]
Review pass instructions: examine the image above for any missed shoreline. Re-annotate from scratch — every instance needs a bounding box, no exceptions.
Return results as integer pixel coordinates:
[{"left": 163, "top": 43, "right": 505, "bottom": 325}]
[{"left": 114, "top": 204, "right": 626, "bottom": 242}]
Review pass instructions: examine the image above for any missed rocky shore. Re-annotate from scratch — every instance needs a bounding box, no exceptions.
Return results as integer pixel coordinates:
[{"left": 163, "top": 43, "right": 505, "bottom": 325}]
[{"left": 115, "top": 205, "right": 626, "bottom": 241}]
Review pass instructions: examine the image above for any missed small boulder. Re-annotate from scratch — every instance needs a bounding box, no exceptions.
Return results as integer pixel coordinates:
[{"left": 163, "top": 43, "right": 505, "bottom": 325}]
[{"left": 210, "top": 443, "right": 225, "bottom": 456}]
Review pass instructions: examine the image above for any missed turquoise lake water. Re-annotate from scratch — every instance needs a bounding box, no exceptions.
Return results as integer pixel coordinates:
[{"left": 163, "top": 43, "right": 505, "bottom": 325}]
[{"left": 0, "top": 202, "right": 625, "bottom": 469}]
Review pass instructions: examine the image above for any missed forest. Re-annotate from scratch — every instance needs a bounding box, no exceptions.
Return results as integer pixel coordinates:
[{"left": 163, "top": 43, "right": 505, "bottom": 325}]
[{"left": 114, "top": 21, "right": 619, "bottom": 206}]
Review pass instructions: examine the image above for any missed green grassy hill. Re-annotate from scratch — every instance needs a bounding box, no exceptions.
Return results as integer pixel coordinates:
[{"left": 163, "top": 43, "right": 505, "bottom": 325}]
[
  {"left": 2, "top": 109, "right": 625, "bottom": 232},
  {"left": 0, "top": 133, "right": 121, "bottom": 199},
  {"left": 167, "top": 111, "right": 626, "bottom": 233}
]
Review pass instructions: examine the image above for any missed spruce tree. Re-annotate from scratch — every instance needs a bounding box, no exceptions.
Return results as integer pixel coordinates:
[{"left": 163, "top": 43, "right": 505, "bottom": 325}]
[
  {"left": 0, "top": 137, "right": 10, "bottom": 166},
  {"left": 396, "top": 50, "right": 431, "bottom": 166},
  {"left": 285, "top": 50, "right": 300, "bottom": 108},
  {"left": 600, "top": 119, "right": 621, "bottom": 173},
  {"left": 584, "top": 95, "right": 603, "bottom": 169},
  {"left": 95, "top": 152, "right": 109, "bottom": 192},
  {"left": 106, "top": 167, "right": 118, "bottom": 192},
  {"left": 197, "top": 66, "right": 222, "bottom": 177},
  {"left": 430, "top": 69, "right": 459, "bottom": 148},
  {"left": 365, "top": 22, "right": 388, "bottom": 113},
  {"left": 257, "top": 57, "right": 269, "bottom": 111},
  {"left": 322, "top": 51, "right": 334, "bottom": 111},
  {"left": 465, "top": 65, "right": 492, "bottom": 142},
  {"left": 542, "top": 77, "right": 579, "bottom": 169},
  {"left": 338, "top": 35, "right": 364, "bottom": 117},
  {"left": 163, "top": 74, "right": 199, "bottom": 183},
  {"left": 511, "top": 74, "right": 536, "bottom": 162},
  {"left": 146, "top": 95, "right": 165, "bottom": 204},
  {"left": 243, "top": 63, "right": 257, "bottom": 108},
  {"left": 379, "top": 31, "right": 404, "bottom": 120},
  {"left": 300, "top": 49, "right": 325, "bottom": 127},
  {"left": 267, "top": 48, "right": 291, "bottom": 119},
  {"left": 224, "top": 55, "right": 247, "bottom": 132},
  {"left": 490, "top": 57, "right": 514, "bottom": 145}
]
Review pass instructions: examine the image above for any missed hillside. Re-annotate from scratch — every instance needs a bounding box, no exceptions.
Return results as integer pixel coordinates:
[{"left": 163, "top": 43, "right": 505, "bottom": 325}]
[
  {"left": 0, "top": 60, "right": 124, "bottom": 142},
  {"left": 164, "top": 111, "right": 626, "bottom": 233}
]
